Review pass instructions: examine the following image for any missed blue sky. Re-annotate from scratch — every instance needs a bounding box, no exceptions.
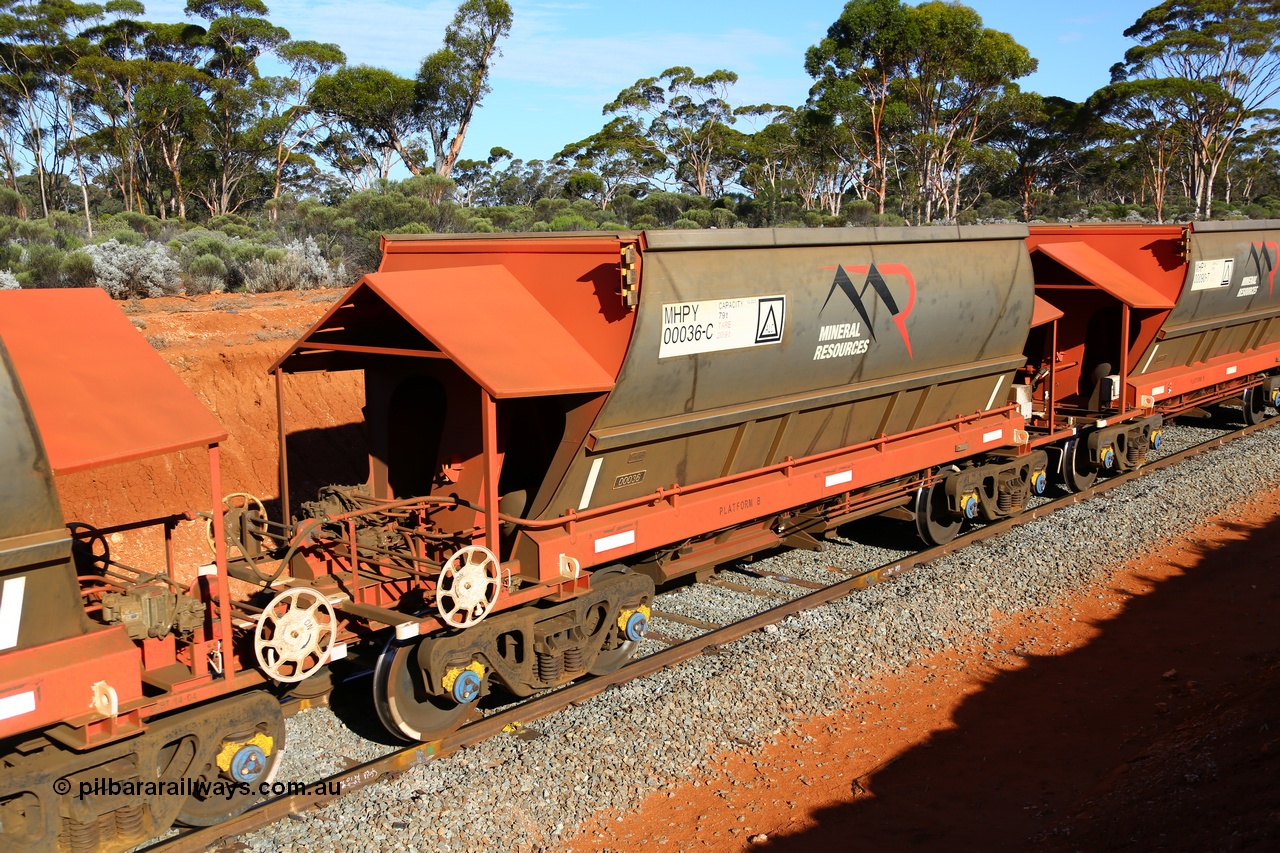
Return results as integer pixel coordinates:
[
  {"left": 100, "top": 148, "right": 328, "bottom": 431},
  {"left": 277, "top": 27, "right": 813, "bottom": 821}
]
[{"left": 141, "top": 0, "right": 1157, "bottom": 163}]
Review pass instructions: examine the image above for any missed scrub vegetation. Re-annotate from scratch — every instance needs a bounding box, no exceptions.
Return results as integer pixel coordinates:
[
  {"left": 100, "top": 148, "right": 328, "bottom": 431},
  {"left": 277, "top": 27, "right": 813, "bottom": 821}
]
[{"left": 0, "top": 0, "right": 1278, "bottom": 295}]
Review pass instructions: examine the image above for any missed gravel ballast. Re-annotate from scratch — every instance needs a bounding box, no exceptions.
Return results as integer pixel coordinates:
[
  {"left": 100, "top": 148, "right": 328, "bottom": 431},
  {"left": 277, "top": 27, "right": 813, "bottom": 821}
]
[{"left": 236, "top": 420, "right": 1277, "bottom": 853}]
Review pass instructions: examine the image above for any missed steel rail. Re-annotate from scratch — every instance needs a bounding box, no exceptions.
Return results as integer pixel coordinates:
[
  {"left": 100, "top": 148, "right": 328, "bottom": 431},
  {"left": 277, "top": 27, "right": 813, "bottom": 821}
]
[{"left": 144, "top": 415, "right": 1278, "bottom": 853}]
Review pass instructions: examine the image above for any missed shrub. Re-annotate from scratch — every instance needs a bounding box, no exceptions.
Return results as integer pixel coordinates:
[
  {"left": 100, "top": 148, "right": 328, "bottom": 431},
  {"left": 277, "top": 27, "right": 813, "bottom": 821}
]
[
  {"left": 188, "top": 253, "right": 227, "bottom": 279},
  {"left": 243, "top": 237, "right": 335, "bottom": 293},
  {"left": 24, "top": 243, "right": 65, "bottom": 288},
  {"left": 547, "top": 214, "right": 594, "bottom": 232},
  {"left": 83, "top": 239, "right": 182, "bottom": 298},
  {"left": 108, "top": 211, "right": 163, "bottom": 236},
  {"left": 0, "top": 269, "right": 18, "bottom": 290},
  {"left": 671, "top": 218, "right": 701, "bottom": 229},
  {"left": 709, "top": 208, "right": 737, "bottom": 229},
  {"left": 845, "top": 200, "right": 875, "bottom": 226},
  {"left": 61, "top": 251, "right": 96, "bottom": 288},
  {"left": 0, "top": 187, "right": 27, "bottom": 217},
  {"left": 96, "top": 228, "right": 144, "bottom": 246}
]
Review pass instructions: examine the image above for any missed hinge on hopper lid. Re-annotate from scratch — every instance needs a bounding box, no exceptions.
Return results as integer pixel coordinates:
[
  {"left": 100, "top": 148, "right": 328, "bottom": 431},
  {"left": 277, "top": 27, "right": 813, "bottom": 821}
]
[
  {"left": 619, "top": 243, "right": 639, "bottom": 308},
  {"left": 1180, "top": 227, "right": 1191, "bottom": 262}
]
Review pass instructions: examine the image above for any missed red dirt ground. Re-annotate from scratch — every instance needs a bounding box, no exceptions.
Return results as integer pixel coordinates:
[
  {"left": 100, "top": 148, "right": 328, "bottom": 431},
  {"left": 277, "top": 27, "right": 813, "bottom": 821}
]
[
  {"left": 567, "top": 491, "right": 1280, "bottom": 853},
  {"left": 53, "top": 290, "right": 367, "bottom": 578}
]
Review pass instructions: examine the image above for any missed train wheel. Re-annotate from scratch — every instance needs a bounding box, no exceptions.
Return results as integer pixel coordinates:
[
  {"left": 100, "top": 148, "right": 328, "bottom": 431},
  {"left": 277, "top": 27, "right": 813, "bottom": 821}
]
[
  {"left": 1243, "top": 387, "right": 1267, "bottom": 426},
  {"left": 372, "top": 635, "right": 472, "bottom": 743},
  {"left": 590, "top": 636, "right": 638, "bottom": 675},
  {"left": 914, "top": 481, "right": 961, "bottom": 546},
  {"left": 176, "top": 703, "right": 285, "bottom": 826},
  {"left": 1060, "top": 438, "right": 1097, "bottom": 493}
]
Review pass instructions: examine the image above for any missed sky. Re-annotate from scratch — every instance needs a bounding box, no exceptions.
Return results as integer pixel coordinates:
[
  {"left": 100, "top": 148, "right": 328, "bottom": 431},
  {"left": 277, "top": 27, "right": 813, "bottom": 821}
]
[{"left": 141, "top": 0, "right": 1159, "bottom": 165}]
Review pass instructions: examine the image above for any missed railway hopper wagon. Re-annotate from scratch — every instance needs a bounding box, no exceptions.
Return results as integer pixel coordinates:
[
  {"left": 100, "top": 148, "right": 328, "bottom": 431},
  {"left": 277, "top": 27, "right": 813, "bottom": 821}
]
[
  {"left": 266, "top": 225, "right": 1046, "bottom": 742},
  {"left": 1023, "top": 220, "right": 1280, "bottom": 490}
]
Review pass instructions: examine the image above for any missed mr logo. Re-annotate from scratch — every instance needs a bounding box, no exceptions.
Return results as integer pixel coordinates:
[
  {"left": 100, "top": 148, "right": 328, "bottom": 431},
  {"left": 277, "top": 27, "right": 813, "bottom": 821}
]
[
  {"left": 755, "top": 297, "right": 784, "bottom": 344},
  {"left": 1248, "top": 241, "right": 1278, "bottom": 296},
  {"left": 820, "top": 263, "right": 917, "bottom": 357}
]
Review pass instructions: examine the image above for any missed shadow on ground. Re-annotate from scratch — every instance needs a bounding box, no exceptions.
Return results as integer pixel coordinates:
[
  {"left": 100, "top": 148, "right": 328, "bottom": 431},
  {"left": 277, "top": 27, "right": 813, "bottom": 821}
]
[{"left": 762, "top": 513, "right": 1280, "bottom": 852}]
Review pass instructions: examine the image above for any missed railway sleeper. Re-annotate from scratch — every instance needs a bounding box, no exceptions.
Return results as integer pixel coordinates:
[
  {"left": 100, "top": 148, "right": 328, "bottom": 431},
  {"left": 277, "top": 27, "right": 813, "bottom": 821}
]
[{"left": 413, "top": 568, "right": 654, "bottom": 702}]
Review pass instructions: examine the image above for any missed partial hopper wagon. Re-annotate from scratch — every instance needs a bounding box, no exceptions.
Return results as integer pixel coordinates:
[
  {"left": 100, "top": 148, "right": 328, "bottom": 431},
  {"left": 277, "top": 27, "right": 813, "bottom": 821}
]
[{"left": 1023, "top": 221, "right": 1280, "bottom": 489}]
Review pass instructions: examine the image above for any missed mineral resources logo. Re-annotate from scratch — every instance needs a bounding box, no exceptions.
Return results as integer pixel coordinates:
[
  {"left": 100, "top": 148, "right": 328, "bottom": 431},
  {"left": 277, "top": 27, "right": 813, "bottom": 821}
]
[{"left": 814, "top": 263, "right": 918, "bottom": 360}]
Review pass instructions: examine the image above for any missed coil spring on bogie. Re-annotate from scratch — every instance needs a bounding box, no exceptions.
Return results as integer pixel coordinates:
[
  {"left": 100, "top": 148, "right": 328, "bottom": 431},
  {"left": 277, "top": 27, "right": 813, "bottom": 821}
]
[
  {"left": 563, "top": 647, "right": 584, "bottom": 674},
  {"left": 115, "top": 803, "right": 145, "bottom": 839},
  {"left": 59, "top": 817, "right": 97, "bottom": 853},
  {"left": 97, "top": 812, "right": 116, "bottom": 842},
  {"left": 536, "top": 651, "right": 562, "bottom": 683},
  {"left": 996, "top": 474, "right": 1021, "bottom": 513},
  {"left": 1127, "top": 438, "right": 1147, "bottom": 466}
]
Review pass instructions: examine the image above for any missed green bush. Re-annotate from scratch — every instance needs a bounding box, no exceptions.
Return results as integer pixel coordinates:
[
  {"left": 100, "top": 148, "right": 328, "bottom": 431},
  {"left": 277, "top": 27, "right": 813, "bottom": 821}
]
[
  {"left": 229, "top": 242, "right": 268, "bottom": 263},
  {"left": 547, "top": 214, "right": 594, "bottom": 232},
  {"left": 105, "top": 211, "right": 163, "bottom": 237},
  {"left": 844, "top": 200, "right": 875, "bottom": 226},
  {"left": 16, "top": 220, "right": 55, "bottom": 243},
  {"left": 188, "top": 253, "right": 227, "bottom": 279},
  {"left": 709, "top": 208, "right": 737, "bottom": 229},
  {"left": 96, "top": 228, "right": 144, "bottom": 246},
  {"left": 0, "top": 187, "right": 28, "bottom": 217},
  {"left": 682, "top": 209, "right": 712, "bottom": 227},
  {"left": 24, "top": 243, "right": 65, "bottom": 288},
  {"left": 60, "top": 251, "right": 96, "bottom": 288},
  {"left": 671, "top": 218, "right": 701, "bottom": 229}
]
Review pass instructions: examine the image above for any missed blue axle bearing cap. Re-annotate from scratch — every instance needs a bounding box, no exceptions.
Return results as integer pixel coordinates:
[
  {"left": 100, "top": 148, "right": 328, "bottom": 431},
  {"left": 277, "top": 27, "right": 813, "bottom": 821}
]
[
  {"left": 960, "top": 493, "right": 979, "bottom": 520},
  {"left": 1150, "top": 429, "right": 1163, "bottom": 451},
  {"left": 624, "top": 611, "right": 648, "bottom": 642},
  {"left": 229, "top": 744, "right": 268, "bottom": 783},
  {"left": 1032, "top": 471, "right": 1047, "bottom": 495},
  {"left": 452, "top": 669, "right": 482, "bottom": 704},
  {"left": 1100, "top": 446, "right": 1116, "bottom": 469}
]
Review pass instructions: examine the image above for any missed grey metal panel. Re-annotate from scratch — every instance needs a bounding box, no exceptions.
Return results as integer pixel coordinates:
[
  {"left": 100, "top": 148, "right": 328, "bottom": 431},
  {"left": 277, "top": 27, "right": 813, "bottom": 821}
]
[
  {"left": 1191, "top": 219, "right": 1280, "bottom": 233},
  {"left": 590, "top": 354, "right": 1025, "bottom": 451},
  {"left": 641, "top": 224, "right": 1029, "bottom": 252},
  {"left": 0, "top": 338, "right": 64, "bottom": 542},
  {"left": 527, "top": 227, "right": 1034, "bottom": 518},
  {"left": 1162, "top": 222, "right": 1280, "bottom": 338},
  {"left": 600, "top": 232, "right": 1033, "bottom": 429}
]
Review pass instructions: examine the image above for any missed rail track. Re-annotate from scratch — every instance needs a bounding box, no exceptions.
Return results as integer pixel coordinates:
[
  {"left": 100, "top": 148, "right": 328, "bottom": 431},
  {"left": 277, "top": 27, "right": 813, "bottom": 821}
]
[{"left": 144, "top": 414, "right": 1278, "bottom": 853}]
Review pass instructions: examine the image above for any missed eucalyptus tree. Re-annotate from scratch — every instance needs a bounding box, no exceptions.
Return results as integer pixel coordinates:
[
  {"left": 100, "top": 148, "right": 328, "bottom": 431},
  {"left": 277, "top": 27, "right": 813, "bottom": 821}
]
[
  {"left": 416, "top": 0, "right": 511, "bottom": 178},
  {"left": 985, "top": 94, "right": 1091, "bottom": 221},
  {"left": 1089, "top": 79, "right": 1193, "bottom": 222},
  {"left": 1113, "top": 0, "right": 1280, "bottom": 217},
  {"left": 0, "top": 0, "right": 105, "bottom": 219},
  {"left": 262, "top": 38, "right": 344, "bottom": 219},
  {"left": 555, "top": 118, "right": 661, "bottom": 210},
  {"left": 183, "top": 0, "right": 288, "bottom": 215},
  {"left": 805, "top": 0, "right": 914, "bottom": 214},
  {"left": 310, "top": 64, "right": 427, "bottom": 179},
  {"left": 603, "top": 66, "right": 740, "bottom": 197},
  {"left": 897, "top": 1, "right": 1036, "bottom": 222}
]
